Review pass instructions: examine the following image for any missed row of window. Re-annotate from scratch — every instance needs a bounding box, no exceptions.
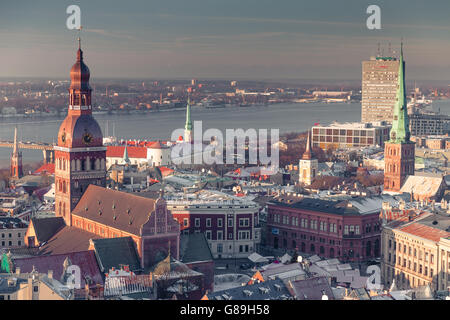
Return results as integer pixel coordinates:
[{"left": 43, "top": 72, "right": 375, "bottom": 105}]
[
  {"left": 56, "top": 158, "right": 106, "bottom": 172},
  {"left": 272, "top": 214, "right": 378, "bottom": 235},
  {"left": 203, "top": 230, "right": 253, "bottom": 241},
  {"left": 193, "top": 217, "right": 252, "bottom": 228},
  {"left": 1, "top": 240, "right": 21, "bottom": 246},
  {"left": 1, "top": 233, "right": 20, "bottom": 238}
]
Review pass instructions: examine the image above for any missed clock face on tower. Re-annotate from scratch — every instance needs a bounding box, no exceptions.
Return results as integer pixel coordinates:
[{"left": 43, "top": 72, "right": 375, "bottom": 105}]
[{"left": 82, "top": 132, "right": 93, "bottom": 145}]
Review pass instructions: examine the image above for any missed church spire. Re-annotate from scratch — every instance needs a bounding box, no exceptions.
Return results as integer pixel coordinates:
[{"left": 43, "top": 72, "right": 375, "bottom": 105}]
[
  {"left": 389, "top": 42, "right": 410, "bottom": 143},
  {"left": 123, "top": 143, "right": 130, "bottom": 164},
  {"left": 302, "top": 130, "right": 314, "bottom": 160},
  {"left": 185, "top": 95, "right": 192, "bottom": 131},
  {"left": 184, "top": 93, "right": 193, "bottom": 143},
  {"left": 13, "top": 126, "right": 18, "bottom": 155}
]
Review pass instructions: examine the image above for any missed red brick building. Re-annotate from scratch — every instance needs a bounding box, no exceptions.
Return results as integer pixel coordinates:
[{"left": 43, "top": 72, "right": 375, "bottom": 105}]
[
  {"left": 266, "top": 195, "right": 381, "bottom": 262},
  {"left": 54, "top": 39, "right": 106, "bottom": 226}
]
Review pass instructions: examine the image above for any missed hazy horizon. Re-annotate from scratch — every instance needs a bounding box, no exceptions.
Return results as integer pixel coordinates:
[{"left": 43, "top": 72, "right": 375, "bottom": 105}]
[{"left": 2, "top": 0, "right": 450, "bottom": 81}]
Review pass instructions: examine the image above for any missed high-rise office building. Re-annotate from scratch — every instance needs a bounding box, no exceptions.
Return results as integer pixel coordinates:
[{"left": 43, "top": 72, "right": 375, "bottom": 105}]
[{"left": 361, "top": 54, "right": 400, "bottom": 123}]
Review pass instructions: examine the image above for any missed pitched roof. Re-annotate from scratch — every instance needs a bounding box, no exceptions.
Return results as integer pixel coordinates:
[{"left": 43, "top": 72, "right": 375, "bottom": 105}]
[
  {"left": 38, "top": 226, "right": 101, "bottom": 255},
  {"left": 72, "top": 185, "right": 157, "bottom": 236},
  {"left": 90, "top": 237, "right": 141, "bottom": 273},
  {"left": 205, "top": 278, "right": 293, "bottom": 300},
  {"left": 106, "top": 146, "right": 147, "bottom": 159},
  {"left": 400, "top": 175, "right": 444, "bottom": 198},
  {"left": 13, "top": 250, "right": 104, "bottom": 287},
  {"left": 31, "top": 217, "right": 66, "bottom": 243},
  {"left": 400, "top": 222, "right": 450, "bottom": 242},
  {"left": 33, "top": 163, "right": 55, "bottom": 175},
  {"left": 289, "top": 276, "right": 334, "bottom": 300},
  {"left": 179, "top": 233, "right": 213, "bottom": 264}
]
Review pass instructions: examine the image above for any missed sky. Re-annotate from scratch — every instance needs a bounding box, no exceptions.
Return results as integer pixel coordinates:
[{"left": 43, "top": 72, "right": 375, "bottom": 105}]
[{"left": 1, "top": 0, "right": 450, "bottom": 81}]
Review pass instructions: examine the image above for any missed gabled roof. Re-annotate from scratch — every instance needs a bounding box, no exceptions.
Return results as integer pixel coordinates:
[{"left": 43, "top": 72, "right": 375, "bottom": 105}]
[
  {"left": 179, "top": 233, "right": 213, "bottom": 264},
  {"left": 72, "top": 185, "right": 157, "bottom": 236},
  {"left": 31, "top": 217, "right": 66, "bottom": 243},
  {"left": 13, "top": 250, "right": 103, "bottom": 287},
  {"left": 106, "top": 146, "right": 147, "bottom": 159},
  {"left": 90, "top": 237, "right": 141, "bottom": 273}
]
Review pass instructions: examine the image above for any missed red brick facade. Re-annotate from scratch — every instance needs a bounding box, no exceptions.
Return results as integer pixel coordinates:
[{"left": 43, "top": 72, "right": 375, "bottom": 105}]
[{"left": 383, "top": 142, "right": 415, "bottom": 192}]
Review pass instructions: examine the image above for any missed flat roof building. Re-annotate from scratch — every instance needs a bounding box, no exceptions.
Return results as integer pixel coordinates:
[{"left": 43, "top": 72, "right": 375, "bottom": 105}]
[{"left": 312, "top": 121, "right": 391, "bottom": 150}]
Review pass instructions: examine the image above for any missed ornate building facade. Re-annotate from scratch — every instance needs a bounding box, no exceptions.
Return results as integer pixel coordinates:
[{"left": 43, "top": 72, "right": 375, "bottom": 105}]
[
  {"left": 383, "top": 45, "right": 415, "bottom": 193},
  {"left": 54, "top": 40, "right": 106, "bottom": 226}
]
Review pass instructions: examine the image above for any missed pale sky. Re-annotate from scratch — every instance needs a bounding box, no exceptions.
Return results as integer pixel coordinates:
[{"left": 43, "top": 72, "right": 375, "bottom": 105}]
[{"left": 1, "top": 0, "right": 450, "bottom": 81}]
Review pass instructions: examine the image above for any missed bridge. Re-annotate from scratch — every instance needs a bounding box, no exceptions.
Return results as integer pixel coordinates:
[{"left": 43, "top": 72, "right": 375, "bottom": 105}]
[{"left": 0, "top": 141, "right": 55, "bottom": 164}]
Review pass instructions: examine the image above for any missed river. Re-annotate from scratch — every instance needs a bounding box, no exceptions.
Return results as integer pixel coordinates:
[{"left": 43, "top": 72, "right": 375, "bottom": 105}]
[{"left": 0, "top": 100, "right": 449, "bottom": 166}]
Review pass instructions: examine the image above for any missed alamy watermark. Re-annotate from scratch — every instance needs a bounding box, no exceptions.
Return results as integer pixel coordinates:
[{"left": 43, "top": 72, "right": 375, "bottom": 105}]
[{"left": 170, "top": 121, "right": 279, "bottom": 174}]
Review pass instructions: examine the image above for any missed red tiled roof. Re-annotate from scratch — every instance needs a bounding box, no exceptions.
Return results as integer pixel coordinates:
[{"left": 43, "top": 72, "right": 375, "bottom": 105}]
[
  {"left": 400, "top": 223, "right": 450, "bottom": 242},
  {"left": 159, "top": 166, "right": 174, "bottom": 177},
  {"left": 146, "top": 141, "right": 163, "bottom": 149},
  {"left": 106, "top": 146, "right": 147, "bottom": 159},
  {"left": 13, "top": 250, "right": 104, "bottom": 286},
  {"left": 33, "top": 163, "right": 55, "bottom": 175}
]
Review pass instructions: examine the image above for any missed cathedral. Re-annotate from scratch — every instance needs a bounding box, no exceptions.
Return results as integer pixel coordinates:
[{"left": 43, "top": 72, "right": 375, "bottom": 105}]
[{"left": 25, "top": 40, "right": 180, "bottom": 269}]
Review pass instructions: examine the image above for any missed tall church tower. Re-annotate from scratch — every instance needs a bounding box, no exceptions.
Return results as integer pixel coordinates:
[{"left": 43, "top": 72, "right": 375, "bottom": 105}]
[
  {"left": 54, "top": 39, "right": 106, "bottom": 226},
  {"left": 383, "top": 44, "right": 415, "bottom": 193},
  {"left": 10, "top": 126, "right": 23, "bottom": 179},
  {"left": 184, "top": 94, "right": 193, "bottom": 143},
  {"left": 299, "top": 130, "right": 318, "bottom": 186}
]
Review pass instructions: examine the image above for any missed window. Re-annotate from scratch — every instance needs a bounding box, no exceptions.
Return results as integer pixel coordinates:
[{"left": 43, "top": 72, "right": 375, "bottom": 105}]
[
  {"left": 206, "top": 231, "right": 211, "bottom": 240},
  {"left": 228, "top": 219, "right": 233, "bottom": 227},
  {"left": 195, "top": 218, "right": 200, "bottom": 227},
  {"left": 183, "top": 218, "right": 188, "bottom": 227},
  {"left": 355, "top": 226, "right": 360, "bottom": 235},
  {"left": 239, "top": 218, "right": 249, "bottom": 227},
  {"left": 217, "top": 231, "right": 223, "bottom": 240},
  {"left": 217, "top": 218, "right": 223, "bottom": 227},
  {"left": 206, "top": 218, "right": 211, "bottom": 227},
  {"left": 344, "top": 225, "right": 349, "bottom": 235}
]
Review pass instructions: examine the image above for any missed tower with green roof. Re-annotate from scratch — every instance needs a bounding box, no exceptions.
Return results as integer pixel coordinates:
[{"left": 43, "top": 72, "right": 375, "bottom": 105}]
[
  {"left": 184, "top": 95, "right": 193, "bottom": 143},
  {"left": 383, "top": 43, "right": 415, "bottom": 193}
]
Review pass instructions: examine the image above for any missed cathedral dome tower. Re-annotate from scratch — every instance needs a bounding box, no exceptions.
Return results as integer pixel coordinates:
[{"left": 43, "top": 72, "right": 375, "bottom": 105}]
[{"left": 54, "top": 39, "right": 106, "bottom": 226}]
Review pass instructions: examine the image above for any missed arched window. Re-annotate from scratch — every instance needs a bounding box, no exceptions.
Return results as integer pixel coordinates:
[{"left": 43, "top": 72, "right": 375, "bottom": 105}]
[
  {"left": 71, "top": 160, "right": 75, "bottom": 171},
  {"left": 81, "top": 159, "right": 86, "bottom": 171},
  {"left": 76, "top": 159, "right": 81, "bottom": 171},
  {"left": 91, "top": 158, "right": 96, "bottom": 171},
  {"left": 101, "top": 159, "right": 105, "bottom": 170},
  {"left": 95, "top": 159, "right": 100, "bottom": 171}
]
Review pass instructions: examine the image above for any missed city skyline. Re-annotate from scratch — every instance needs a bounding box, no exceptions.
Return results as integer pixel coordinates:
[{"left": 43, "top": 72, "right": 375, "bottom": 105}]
[{"left": 1, "top": 0, "right": 450, "bottom": 81}]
